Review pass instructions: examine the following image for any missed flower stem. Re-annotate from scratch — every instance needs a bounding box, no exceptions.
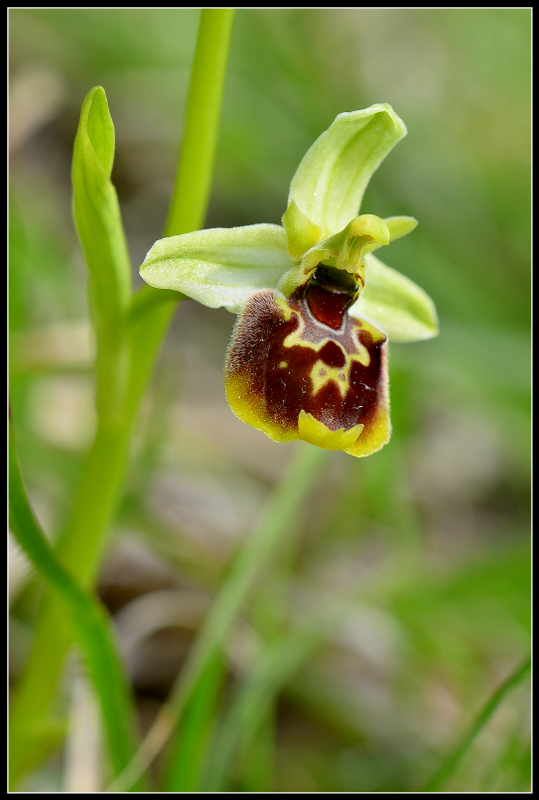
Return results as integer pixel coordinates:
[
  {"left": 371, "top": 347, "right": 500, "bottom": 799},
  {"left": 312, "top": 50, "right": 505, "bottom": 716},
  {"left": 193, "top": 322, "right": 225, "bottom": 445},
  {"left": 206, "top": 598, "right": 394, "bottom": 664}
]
[
  {"left": 9, "top": 9, "right": 235, "bottom": 788},
  {"left": 165, "top": 8, "right": 234, "bottom": 237}
]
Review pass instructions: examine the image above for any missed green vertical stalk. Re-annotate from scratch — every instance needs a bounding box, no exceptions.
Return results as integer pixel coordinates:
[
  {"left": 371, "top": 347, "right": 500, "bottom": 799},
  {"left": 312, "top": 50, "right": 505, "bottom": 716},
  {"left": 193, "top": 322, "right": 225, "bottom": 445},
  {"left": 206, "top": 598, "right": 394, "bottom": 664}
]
[
  {"left": 9, "top": 9, "right": 235, "bottom": 788},
  {"left": 165, "top": 8, "right": 234, "bottom": 237}
]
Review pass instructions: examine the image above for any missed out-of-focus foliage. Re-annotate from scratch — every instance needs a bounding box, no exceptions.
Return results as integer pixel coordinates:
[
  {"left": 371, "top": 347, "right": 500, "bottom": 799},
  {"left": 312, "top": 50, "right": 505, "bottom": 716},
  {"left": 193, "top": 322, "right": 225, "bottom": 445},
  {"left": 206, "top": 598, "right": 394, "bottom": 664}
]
[{"left": 9, "top": 9, "right": 530, "bottom": 792}]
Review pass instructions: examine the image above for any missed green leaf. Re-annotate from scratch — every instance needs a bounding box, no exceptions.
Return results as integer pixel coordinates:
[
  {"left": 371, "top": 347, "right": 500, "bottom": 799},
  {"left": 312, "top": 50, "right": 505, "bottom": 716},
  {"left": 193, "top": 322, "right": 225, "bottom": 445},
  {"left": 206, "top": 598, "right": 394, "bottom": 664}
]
[
  {"left": 72, "top": 86, "right": 131, "bottom": 319},
  {"left": 288, "top": 104, "right": 407, "bottom": 239},
  {"left": 72, "top": 86, "right": 132, "bottom": 421},
  {"left": 350, "top": 253, "right": 439, "bottom": 342},
  {"left": 9, "top": 420, "right": 144, "bottom": 789},
  {"left": 140, "top": 224, "right": 292, "bottom": 313}
]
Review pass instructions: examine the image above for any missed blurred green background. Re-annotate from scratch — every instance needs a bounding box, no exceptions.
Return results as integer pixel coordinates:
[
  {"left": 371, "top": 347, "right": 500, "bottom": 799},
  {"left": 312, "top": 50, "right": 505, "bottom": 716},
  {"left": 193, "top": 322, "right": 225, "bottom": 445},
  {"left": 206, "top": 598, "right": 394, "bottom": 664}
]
[{"left": 9, "top": 8, "right": 530, "bottom": 792}]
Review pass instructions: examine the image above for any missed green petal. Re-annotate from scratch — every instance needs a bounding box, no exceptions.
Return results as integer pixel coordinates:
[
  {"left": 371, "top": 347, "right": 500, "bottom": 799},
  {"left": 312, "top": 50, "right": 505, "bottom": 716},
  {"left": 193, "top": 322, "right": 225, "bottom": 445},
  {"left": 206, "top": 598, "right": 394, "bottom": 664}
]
[
  {"left": 278, "top": 214, "right": 390, "bottom": 298},
  {"left": 363, "top": 216, "right": 418, "bottom": 254},
  {"left": 288, "top": 104, "right": 406, "bottom": 238},
  {"left": 140, "top": 224, "right": 292, "bottom": 313},
  {"left": 349, "top": 253, "right": 439, "bottom": 342},
  {"left": 282, "top": 200, "right": 323, "bottom": 260}
]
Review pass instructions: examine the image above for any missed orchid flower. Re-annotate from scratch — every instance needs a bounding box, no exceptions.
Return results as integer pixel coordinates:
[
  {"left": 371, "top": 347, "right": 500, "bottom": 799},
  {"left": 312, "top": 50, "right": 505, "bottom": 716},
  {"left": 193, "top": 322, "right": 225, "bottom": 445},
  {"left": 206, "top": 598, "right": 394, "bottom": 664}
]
[{"left": 140, "top": 104, "right": 438, "bottom": 457}]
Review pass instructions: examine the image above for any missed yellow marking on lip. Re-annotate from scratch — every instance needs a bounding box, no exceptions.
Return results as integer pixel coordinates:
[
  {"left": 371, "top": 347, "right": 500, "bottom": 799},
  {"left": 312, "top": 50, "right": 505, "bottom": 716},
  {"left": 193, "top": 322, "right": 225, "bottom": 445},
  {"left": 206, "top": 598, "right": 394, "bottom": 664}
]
[
  {"left": 354, "top": 318, "right": 387, "bottom": 345},
  {"left": 280, "top": 306, "right": 372, "bottom": 398},
  {"left": 281, "top": 307, "right": 371, "bottom": 366},
  {"left": 310, "top": 359, "right": 351, "bottom": 398},
  {"left": 274, "top": 295, "right": 294, "bottom": 321}
]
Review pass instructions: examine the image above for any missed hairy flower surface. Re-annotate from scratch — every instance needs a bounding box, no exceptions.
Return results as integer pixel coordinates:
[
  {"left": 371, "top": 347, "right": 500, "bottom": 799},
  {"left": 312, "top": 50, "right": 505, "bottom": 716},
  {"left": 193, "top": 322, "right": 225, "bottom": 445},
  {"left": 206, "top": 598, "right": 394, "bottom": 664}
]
[{"left": 140, "top": 104, "right": 438, "bottom": 456}]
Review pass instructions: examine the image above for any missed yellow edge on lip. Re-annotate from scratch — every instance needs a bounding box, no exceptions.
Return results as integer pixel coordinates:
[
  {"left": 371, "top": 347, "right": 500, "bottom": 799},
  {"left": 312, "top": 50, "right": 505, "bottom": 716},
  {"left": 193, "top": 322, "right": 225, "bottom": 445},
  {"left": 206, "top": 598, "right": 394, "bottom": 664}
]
[
  {"left": 298, "top": 410, "right": 364, "bottom": 450},
  {"left": 344, "top": 404, "right": 391, "bottom": 458}
]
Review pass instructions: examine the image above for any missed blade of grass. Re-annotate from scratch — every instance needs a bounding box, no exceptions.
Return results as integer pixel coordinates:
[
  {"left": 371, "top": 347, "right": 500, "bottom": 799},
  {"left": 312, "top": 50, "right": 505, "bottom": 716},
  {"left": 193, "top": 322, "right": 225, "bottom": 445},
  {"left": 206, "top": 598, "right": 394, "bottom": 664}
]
[
  {"left": 164, "top": 652, "right": 226, "bottom": 791},
  {"left": 422, "top": 655, "right": 531, "bottom": 792},
  {"left": 9, "top": 10, "right": 234, "bottom": 787},
  {"left": 239, "top": 705, "right": 274, "bottom": 792},
  {"left": 203, "top": 630, "right": 320, "bottom": 791},
  {"left": 191, "top": 471, "right": 334, "bottom": 793},
  {"left": 9, "top": 419, "right": 144, "bottom": 789},
  {"left": 164, "top": 436, "right": 328, "bottom": 792},
  {"left": 107, "top": 442, "right": 328, "bottom": 791}
]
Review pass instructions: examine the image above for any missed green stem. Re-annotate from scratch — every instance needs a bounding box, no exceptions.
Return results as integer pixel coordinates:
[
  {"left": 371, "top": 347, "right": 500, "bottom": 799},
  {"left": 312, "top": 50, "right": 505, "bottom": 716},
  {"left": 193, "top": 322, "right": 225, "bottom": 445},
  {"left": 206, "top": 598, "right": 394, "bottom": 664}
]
[
  {"left": 9, "top": 9, "right": 235, "bottom": 788},
  {"left": 165, "top": 8, "right": 234, "bottom": 237},
  {"left": 422, "top": 655, "right": 531, "bottom": 792}
]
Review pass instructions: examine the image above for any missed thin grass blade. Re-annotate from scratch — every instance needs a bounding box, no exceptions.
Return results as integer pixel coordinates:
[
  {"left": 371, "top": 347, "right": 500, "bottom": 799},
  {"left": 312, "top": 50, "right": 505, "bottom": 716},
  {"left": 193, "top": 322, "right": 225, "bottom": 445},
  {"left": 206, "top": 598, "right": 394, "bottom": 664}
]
[{"left": 422, "top": 655, "right": 531, "bottom": 791}]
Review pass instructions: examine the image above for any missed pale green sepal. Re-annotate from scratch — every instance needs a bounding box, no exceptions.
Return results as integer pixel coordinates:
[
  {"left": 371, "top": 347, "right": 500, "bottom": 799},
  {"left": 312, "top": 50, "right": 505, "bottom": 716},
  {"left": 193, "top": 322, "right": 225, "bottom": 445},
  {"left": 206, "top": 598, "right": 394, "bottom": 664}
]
[
  {"left": 140, "top": 224, "right": 292, "bottom": 314},
  {"left": 364, "top": 216, "right": 418, "bottom": 254},
  {"left": 282, "top": 200, "right": 323, "bottom": 260},
  {"left": 288, "top": 104, "right": 406, "bottom": 239},
  {"left": 349, "top": 253, "right": 438, "bottom": 342}
]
